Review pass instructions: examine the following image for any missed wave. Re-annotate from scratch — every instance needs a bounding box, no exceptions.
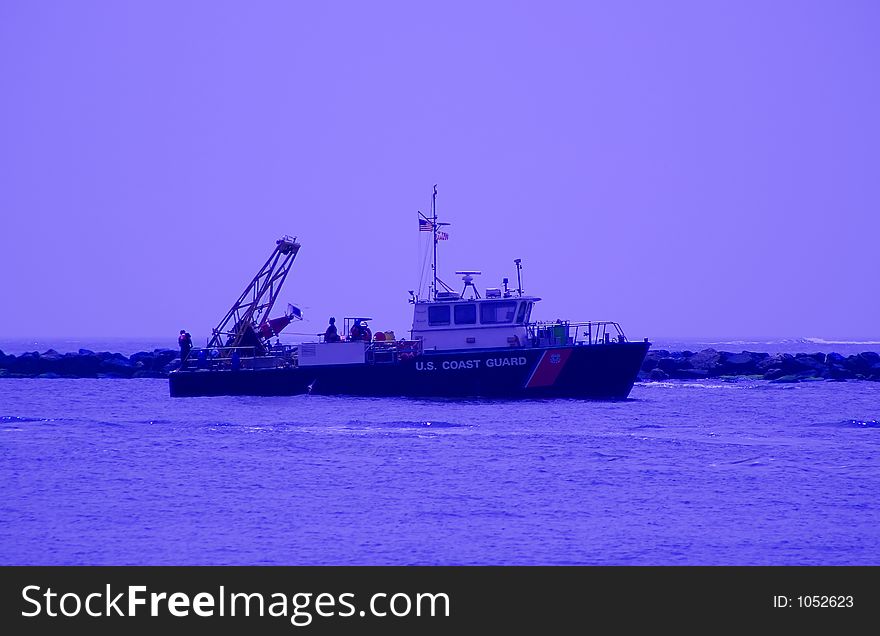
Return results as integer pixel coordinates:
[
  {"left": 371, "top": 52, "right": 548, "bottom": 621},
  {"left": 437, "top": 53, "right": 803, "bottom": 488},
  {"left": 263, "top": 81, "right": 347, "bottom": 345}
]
[
  {"left": 655, "top": 337, "right": 880, "bottom": 346},
  {"left": 802, "top": 337, "right": 880, "bottom": 346},
  {"left": 701, "top": 339, "right": 803, "bottom": 346}
]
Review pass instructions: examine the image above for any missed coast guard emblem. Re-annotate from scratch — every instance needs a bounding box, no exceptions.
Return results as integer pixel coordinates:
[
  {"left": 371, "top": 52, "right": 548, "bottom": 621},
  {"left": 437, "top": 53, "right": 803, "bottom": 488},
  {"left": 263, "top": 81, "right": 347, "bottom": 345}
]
[{"left": 550, "top": 353, "right": 561, "bottom": 364}]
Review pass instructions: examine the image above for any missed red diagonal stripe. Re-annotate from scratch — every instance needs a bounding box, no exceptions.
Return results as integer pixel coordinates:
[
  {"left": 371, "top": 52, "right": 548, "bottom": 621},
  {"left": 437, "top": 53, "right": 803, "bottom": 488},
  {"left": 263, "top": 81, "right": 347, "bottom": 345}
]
[{"left": 525, "top": 348, "right": 573, "bottom": 388}]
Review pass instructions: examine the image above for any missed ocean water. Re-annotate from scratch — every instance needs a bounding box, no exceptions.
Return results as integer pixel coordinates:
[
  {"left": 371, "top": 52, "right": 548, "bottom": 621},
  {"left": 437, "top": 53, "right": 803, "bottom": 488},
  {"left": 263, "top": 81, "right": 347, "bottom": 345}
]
[{"left": 2, "top": 339, "right": 879, "bottom": 565}]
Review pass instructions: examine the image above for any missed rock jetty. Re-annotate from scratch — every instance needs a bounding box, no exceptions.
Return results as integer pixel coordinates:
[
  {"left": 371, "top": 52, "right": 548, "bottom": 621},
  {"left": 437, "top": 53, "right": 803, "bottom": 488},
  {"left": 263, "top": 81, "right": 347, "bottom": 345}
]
[
  {"left": 1, "top": 347, "right": 879, "bottom": 382},
  {"left": 0, "top": 349, "right": 180, "bottom": 379},
  {"left": 638, "top": 349, "right": 880, "bottom": 383}
]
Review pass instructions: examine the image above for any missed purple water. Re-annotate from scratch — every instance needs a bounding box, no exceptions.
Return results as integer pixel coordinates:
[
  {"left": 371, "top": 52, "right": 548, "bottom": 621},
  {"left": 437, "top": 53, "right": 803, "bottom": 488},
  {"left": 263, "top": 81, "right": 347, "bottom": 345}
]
[{"left": 2, "top": 363, "right": 878, "bottom": 565}]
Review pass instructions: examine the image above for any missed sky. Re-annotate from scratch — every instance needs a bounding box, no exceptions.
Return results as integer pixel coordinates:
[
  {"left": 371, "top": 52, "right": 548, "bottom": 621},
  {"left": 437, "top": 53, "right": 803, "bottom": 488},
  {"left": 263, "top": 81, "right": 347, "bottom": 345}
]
[{"left": 1, "top": 0, "right": 878, "bottom": 344}]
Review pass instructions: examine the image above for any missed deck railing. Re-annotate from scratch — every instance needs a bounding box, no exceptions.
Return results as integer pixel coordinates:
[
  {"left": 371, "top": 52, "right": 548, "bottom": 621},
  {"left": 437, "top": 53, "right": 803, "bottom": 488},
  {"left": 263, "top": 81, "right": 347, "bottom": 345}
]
[
  {"left": 180, "top": 345, "right": 297, "bottom": 371},
  {"left": 527, "top": 320, "right": 627, "bottom": 347},
  {"left": 178, "top": 322, "right": 628, "bottom": 371},
  {"left": 180, "top": 339, "right": 426, "bottom": 370}
]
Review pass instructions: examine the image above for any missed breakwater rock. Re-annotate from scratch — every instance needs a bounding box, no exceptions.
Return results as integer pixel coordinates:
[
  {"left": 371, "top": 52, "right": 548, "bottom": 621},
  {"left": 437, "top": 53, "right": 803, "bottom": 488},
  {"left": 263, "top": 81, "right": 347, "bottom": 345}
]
[
  {"left": 0, "top": 349, "right": 179, "bottom": 379},
  {"left": 638, "top": 349, "right": 880, "bottom": 383}
]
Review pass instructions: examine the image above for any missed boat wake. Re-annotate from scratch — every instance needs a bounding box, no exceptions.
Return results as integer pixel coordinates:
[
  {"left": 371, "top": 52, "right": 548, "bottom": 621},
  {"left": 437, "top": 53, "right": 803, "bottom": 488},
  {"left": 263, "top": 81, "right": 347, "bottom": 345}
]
[
  {"left": 637, "top": 381, "right": 744, "bottom": 390},
  {"left": 1, "top": 415, "right": 45, "bottom": 423},
  {"left": 816, "top": 419, "right": 880, "bottom": 429},
  {"left": 345, "top": 420, "right": 468, "bottom": 430}
]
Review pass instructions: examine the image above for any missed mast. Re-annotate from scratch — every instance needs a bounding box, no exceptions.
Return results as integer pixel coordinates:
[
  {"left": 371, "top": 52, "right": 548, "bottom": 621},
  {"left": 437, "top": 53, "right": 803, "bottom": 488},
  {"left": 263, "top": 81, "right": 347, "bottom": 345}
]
[
  {"left": 418, "top": 185, "right": 450, "bottom": 300},
  {"left": 432, "top": 184, "right": 438, "bottom": 300}
]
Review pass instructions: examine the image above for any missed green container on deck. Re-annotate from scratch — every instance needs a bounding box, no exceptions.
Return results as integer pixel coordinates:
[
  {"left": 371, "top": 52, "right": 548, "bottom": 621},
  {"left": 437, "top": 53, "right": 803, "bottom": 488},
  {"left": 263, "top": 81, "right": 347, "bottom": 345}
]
[{"left": 553, "top": 324, "right": 567, "bottom": 344}]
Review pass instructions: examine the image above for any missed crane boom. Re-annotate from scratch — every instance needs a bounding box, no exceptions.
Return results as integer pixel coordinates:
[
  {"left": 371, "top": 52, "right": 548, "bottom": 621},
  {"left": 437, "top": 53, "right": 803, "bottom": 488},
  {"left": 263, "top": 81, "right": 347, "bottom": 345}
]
[{"left": 207, "top": 236, "right": 301, "bottom": 351}]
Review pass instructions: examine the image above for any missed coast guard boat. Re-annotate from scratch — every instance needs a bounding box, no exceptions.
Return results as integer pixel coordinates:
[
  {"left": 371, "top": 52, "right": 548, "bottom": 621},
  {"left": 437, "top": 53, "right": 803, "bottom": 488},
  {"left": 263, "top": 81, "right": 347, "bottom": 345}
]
[{"left": 169, "top": 189, "right": 650, "bottom": 399}]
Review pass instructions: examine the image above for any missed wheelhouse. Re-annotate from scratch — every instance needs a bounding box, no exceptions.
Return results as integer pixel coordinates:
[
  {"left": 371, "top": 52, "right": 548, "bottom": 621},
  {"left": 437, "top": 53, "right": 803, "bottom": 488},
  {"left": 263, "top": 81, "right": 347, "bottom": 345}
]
[{"left": 412, "top": 296, "right": 539, "bottom": 351}]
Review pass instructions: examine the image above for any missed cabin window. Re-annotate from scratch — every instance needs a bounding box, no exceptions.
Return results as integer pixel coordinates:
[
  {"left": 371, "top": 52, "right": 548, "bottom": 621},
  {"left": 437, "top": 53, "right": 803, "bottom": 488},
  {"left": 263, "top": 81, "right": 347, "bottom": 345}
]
[
  {"left": 454, "top": 303, "right": 476, "bottom": 325},
  {"left": 524, "top": 302, "right": 533, "bottom": 324},
  {"left": 480, "top": 301, "right": 517, "bottom": 324},
  {"left": 428, "top": 304, "right": 450, "bottom": 326},
  {"left": 515, "top": 302, "right": 528, "bottom": 324}
]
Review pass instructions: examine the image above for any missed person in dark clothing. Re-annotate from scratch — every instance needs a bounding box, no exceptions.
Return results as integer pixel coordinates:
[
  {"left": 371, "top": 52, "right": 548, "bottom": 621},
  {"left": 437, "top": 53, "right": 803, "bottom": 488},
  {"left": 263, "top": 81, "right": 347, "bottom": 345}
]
[
  {"left": 324, "top": 317, "right": 341, "bottom": 343},
  {"left": 348, "top": 320, "right": 362, "bottom": 341},
  {"left": 178, "top": 329, "right": 193, "bottom": 366}
]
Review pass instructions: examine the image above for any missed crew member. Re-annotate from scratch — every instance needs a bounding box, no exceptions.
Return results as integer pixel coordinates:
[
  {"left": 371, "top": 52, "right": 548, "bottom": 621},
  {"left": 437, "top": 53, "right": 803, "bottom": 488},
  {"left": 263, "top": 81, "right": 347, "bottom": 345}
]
[
  {"left": 349, "top": 320, "right": 362, "bottom": 341},
  {"left": 178, "top": 330, "right": 193, "bottom": 366},
  {"left": 360, "top": 322, "right": 372, "bottom": 342},
  {"left": 324, "top": 317, "right": 341, "bottom": 343}
]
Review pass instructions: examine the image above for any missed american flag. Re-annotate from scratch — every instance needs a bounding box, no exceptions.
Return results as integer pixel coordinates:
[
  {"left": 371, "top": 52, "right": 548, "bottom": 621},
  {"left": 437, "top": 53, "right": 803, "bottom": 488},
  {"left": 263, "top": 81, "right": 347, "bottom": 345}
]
[{"left": 419, "top": 218, "right": 433, "bottom": 232}]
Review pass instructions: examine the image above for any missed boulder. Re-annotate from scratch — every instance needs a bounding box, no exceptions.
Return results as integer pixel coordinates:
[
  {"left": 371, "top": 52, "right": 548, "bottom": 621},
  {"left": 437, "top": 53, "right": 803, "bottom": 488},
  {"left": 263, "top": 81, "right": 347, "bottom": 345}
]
[
  {"left": 669, "top": 368, "right": 709, "bottom": 379},
  {"left": 649, "top": 368, "right": 669, "bottom": 381},
  {"left": 722, "top": 352, "right": 754, "bottom": 365},
  {"left": 859, "top": 351, "right": 880, "bottom": 365},
  {"left": 718, "top": 351, "right": 760, "bottom": 374},
  {"left": 821, "top": 364, "right": 855, "bottom": 380},
  {"left": 771, "top": 374, "right": 802, "bottom": 383},
  {"left": 790, "top": 354, "right": 826, "bottom": 373},
  {"left": 796, "top": 352, "right": 826, "bottom": 364},
  {"left": 8, "top": 352, "right": 42, "bottom": 375},
  {"left": 757, "top": 354, "right": 785, "bottom": 372},
  {"left": 57, "top": 352, "right": 101, "bottom": 377},
  {"left": 688, "top": 349, "right": 722, "bottom": 374},
  {"left": 763, "top": 368, "right": 787, "bottom": 381},
  {"left": 98, "top": 357, "right": 135, "bottom": 377},
  {"left": 98, "top": 351, "right": 129, "bottom": 362},
  {"left": 842, "top": 353, "right": 879, "bottom": 373},
  {"left": 658, "top": 357, "right": 692, "bottom": 372},
  {"left": 759, "top": 353, "right": 822, "bottom": 375},
  {"left": 130, "top": 349, "right": 178, "bottom": 372},
  {"left": 640, "top": 357, "right": 659, "bottom": 372},
  {"left": 132, "top": 370, "right": 167, "bottom": 378}
]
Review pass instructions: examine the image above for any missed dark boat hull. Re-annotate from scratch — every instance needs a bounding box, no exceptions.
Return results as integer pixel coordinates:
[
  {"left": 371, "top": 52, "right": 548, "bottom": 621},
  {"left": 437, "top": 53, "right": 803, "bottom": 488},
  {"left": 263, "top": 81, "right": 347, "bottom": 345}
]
[{"left": 169, "top": 341, "right": 650, "bottom": 399}]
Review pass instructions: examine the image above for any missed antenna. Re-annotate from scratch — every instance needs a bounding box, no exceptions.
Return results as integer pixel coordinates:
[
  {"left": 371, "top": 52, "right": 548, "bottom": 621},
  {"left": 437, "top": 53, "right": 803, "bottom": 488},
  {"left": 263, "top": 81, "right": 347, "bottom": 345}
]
[
  {"left": 456, "top": 270, "right": 482, "bottom": 299},
  {"left": 514, "top": 258, "right": 523, "bottom": 297}
]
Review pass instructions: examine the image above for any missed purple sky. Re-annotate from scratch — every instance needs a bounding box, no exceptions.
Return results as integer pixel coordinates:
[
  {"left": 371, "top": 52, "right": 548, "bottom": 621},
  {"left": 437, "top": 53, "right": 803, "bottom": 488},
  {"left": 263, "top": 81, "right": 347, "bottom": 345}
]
[{"left": 2, "top": 1, "right": 878, "bottom": 344}]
